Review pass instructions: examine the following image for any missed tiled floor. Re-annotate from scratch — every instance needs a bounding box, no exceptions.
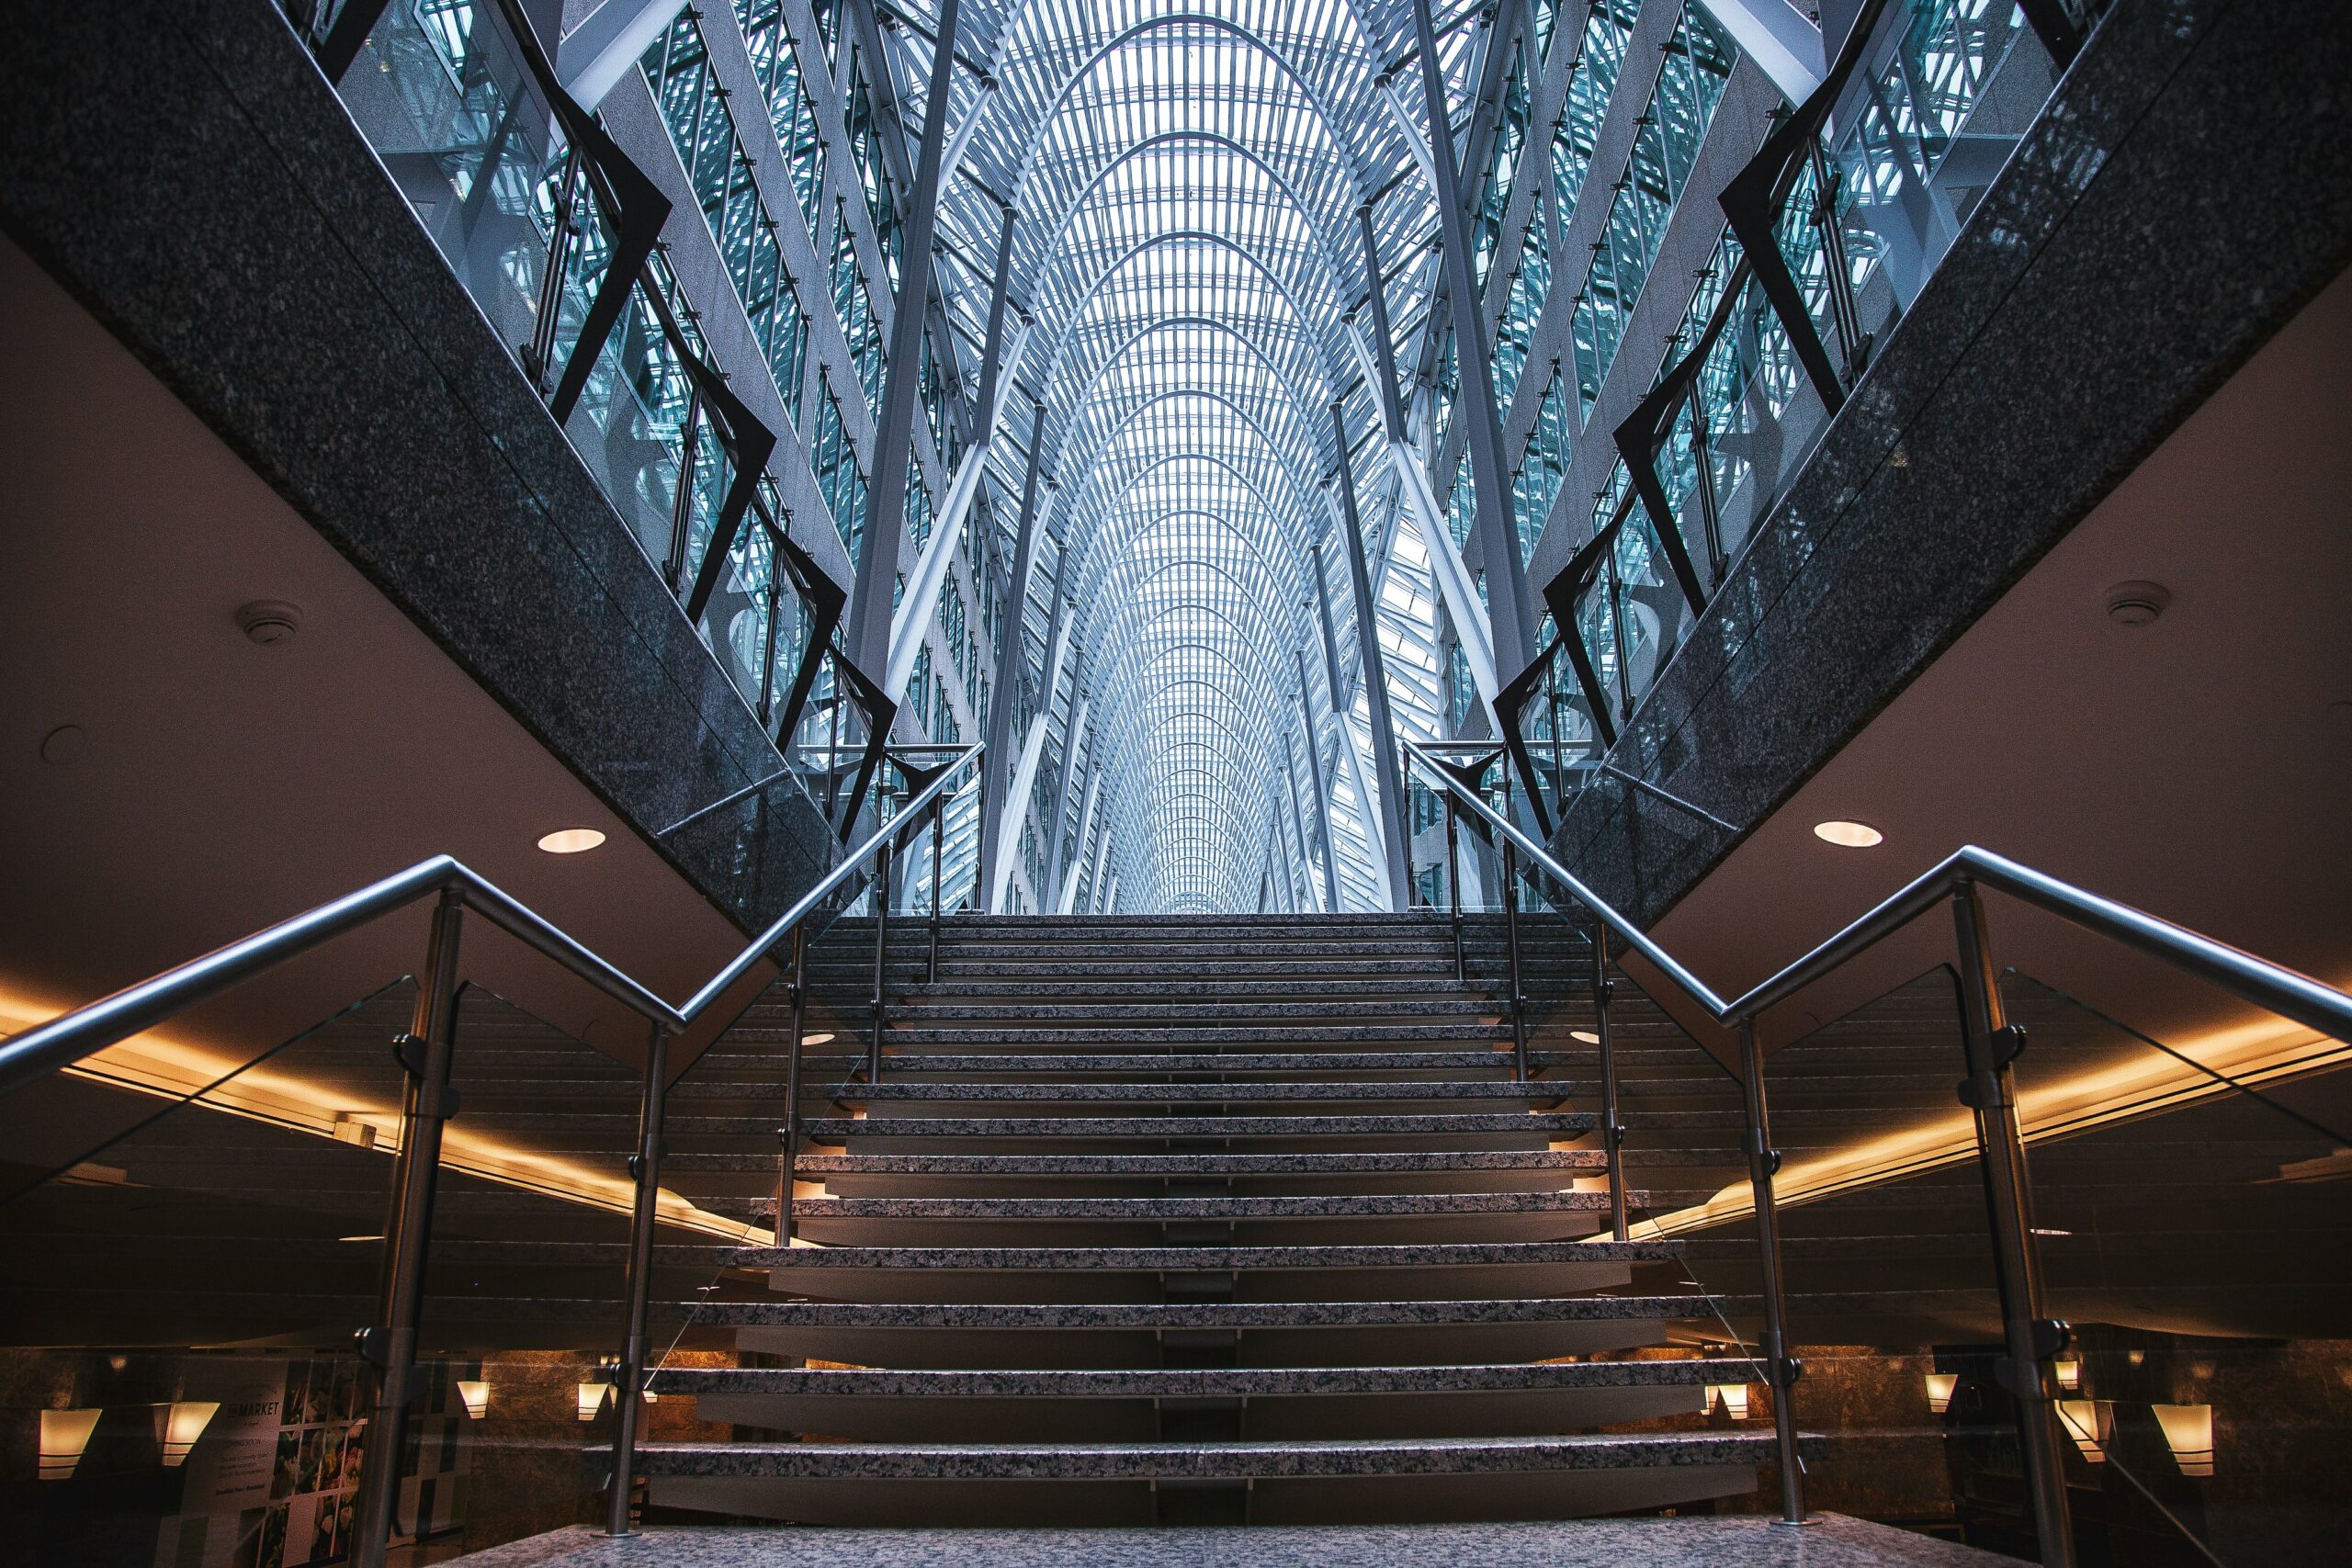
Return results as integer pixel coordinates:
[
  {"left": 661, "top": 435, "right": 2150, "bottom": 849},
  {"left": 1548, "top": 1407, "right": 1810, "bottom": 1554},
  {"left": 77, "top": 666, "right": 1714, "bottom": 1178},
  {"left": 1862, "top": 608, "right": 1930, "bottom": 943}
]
[{"left": 449, "top": 1517, "right": 2010, "bottom": 1567}]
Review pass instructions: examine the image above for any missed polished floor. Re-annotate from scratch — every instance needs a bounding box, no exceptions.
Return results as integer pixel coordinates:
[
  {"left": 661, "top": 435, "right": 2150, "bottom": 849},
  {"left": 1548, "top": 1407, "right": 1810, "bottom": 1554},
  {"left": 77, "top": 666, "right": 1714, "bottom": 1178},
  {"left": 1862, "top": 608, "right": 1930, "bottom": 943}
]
[{"left": 450, "top": 1517, "right": 2010, "bottom": 1567}]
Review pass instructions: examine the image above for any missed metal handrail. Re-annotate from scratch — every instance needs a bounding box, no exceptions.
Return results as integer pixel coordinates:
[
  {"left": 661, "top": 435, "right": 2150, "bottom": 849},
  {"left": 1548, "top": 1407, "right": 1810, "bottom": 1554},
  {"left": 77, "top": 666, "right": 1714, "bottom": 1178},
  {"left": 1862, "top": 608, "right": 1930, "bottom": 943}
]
[
  {"left": 1404, "top": 737, "right": 2352, "bottom": 1563},
  {"left": 1405, "top": 739, "right": 2352, "bottom": 1042},
  {"left": 0, "top": 742, "right": 981, "bottom": 1100},
  {"left": 0, "top": 739, "right": 978, "bottom": 1562}
]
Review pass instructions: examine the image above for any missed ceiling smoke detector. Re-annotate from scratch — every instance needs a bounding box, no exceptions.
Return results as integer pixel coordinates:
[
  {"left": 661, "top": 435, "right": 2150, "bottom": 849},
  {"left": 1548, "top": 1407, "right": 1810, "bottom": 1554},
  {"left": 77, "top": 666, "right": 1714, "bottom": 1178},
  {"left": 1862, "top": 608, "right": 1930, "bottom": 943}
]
[
  {"left": 235, "top": 600, "right": 304, "bottom": 646},
  {"left": 2103, "top": 581, "right": 2171, "bottom": 627}
]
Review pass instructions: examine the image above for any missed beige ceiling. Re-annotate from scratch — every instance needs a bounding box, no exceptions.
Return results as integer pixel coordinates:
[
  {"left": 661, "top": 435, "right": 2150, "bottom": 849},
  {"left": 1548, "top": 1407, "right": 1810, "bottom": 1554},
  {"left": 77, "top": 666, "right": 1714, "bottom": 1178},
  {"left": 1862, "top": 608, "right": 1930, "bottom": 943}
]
[
  {"left": 0, "top": 237, "right": 774, "bottom": 1086},
  {"left": 1623, "top": 263, "right": 2352, "bottom": 1060}
]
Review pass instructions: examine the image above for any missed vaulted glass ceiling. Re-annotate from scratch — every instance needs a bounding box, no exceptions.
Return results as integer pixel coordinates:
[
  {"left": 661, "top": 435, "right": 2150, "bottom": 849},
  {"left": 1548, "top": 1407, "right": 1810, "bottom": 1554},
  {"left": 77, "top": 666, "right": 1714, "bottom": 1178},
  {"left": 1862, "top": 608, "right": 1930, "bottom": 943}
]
[{"left": 897, "top": 0, "right": 1472, "bottom": 913}]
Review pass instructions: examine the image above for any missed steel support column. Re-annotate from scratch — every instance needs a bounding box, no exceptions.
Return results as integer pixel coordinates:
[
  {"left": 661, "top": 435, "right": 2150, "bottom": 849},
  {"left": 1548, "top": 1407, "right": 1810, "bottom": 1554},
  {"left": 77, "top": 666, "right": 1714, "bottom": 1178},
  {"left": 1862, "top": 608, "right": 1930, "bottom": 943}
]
[
  {"left": 1307, "top": 653, "right": 1345, "bottom": 911},
  {"left": 1405, "top": 0, "right": 1537, "bottom": 685},
  {"left": 840, "top": 0, "right": 966, "bottom": 682},
  {"left": 1330, "top": 400, "right": 1411, "bottom": 908},
  {"left": 353, "top": 890, "right": 465, "bottom": 1568},
  {"left": 1952, "top": 885, "right": 2077, "bottom": 1568},
  {"left": 1739, "top": 1022, "right": 1811, "bottom": 1529},
  {"left": 978, "top": 400, "right": 1049, "bottom": 903},
  {"left": 603, "top": 1025, "right": 670, "bottom": 1536}
]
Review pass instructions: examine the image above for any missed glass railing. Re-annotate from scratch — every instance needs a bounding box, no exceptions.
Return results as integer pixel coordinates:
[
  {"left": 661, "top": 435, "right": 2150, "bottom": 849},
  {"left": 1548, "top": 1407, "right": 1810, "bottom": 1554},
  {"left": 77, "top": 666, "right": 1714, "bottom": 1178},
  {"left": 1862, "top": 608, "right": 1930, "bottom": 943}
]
[{"left": 0, "top": 979, "right": 713, "bottom": 1561}]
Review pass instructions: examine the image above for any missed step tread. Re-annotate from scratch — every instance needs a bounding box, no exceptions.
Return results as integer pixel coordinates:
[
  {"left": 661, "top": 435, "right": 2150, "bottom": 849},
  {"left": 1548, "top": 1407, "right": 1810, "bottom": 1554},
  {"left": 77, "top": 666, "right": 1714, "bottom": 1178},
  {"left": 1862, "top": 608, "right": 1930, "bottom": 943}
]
[
  {"left": 831, "top": 1082, "right": 1573, "bottom": 1102},
  {"left": 684, "top": 1295, "right": 1710, "bottom": 1328},
  {"left": 648, "top": 1359, "right": 1761, "bottom": 1397},
  {"left": 800, "top": 1113, "right": 1599, "bottom": 1137},
  {"left": 627, "top": 1430, "right": 1807, "bottom": 1479},
  {"left": 785, "top": 1151, "right": 1608, "bottom": 1176},
  {"left": 781, "top": 1191, "right": 1630, "bottom": 1219},
  {"left": 736, "top": 1240, "right": 1677, "bottom": 1268}
]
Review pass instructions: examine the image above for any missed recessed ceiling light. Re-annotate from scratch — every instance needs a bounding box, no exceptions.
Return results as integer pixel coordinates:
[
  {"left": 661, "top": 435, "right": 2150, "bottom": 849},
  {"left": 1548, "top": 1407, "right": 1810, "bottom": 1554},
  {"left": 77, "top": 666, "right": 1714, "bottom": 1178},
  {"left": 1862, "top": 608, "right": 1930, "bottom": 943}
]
[
  {"left": 338, "top": 1235, "right": 383, "bottom": 1243},
  {"left": 537, "top": 829, "right": 606, "bottom": 854},
  {"left": 1571, "top": 1030, "right": 1600, "bottom": 1043},
  {"left": 1814, "top": 820, "right": 1883, "bottom": 848}
]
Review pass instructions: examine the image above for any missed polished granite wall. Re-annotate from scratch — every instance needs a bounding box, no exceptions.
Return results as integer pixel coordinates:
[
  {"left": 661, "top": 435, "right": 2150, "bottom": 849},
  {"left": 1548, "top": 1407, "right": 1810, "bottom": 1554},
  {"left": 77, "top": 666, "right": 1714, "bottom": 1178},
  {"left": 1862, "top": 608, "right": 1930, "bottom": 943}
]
[
  {"left": 0, "top": 0, "right": 829, "bottom": 932},
  {"left": 1551, "top": 0, "right": 2352, "bottom": 924}
]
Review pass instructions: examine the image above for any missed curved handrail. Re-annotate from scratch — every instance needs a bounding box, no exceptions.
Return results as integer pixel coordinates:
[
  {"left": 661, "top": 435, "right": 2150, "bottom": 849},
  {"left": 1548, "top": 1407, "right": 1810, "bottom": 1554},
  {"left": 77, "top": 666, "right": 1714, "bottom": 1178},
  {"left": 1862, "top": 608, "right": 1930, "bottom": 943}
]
[
  {"left": 0, "top": 745, "right": 983, "bottom": 1100},
  {"left": 1402, "top": 742, "right": 2352, "bottom": 1043}
]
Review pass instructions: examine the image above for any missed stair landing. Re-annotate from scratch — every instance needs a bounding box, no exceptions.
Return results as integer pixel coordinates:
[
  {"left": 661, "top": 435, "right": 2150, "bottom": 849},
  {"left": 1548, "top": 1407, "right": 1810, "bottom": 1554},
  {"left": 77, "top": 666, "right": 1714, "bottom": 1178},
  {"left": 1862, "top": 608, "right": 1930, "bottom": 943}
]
[{"left": 448, "top": 1517, "right": 2013, "bottom": 1567}]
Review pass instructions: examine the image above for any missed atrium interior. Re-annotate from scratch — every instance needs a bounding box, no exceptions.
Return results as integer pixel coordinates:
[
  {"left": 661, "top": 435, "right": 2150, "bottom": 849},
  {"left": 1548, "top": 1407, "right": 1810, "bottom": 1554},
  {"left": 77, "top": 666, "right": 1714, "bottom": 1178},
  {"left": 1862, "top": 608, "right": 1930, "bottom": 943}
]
[{"left": 1, "top": 0, "right": 2347, "bottom": 1563}]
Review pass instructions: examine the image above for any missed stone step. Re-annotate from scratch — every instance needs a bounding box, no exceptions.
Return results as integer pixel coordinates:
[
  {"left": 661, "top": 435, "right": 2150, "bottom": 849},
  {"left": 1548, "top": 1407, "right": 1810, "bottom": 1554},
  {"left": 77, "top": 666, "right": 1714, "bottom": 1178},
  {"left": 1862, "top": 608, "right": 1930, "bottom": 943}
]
[
  {"left": 878, "top": 999, "right": 1504, "bottom": 1021},
  {"left": 824, "top": 1082, "right": 1573, "bottom": 1104},
  {"left": 738, "top": 1240, "right": 1674, "bottom": 1270},
  {"left": 798, "top": 1112, "right": 1599, "bottom": 1140},
  {"left": 872, "top": 1025, "right": 1518, "bottom": 1047},
  {"left": 779, "top": 1150, "right": 1608, "bottom": 1179},
  {"left": 774, "top": 1191, "right": 1628, "bottom": 1222},
  {"left": 647, "top": 1359, "right": 1759, "bottom": 1400},
  {"left": 683, "top": 1295, "right": 1710, "bottom": 1330},
  {"left": 685, "top": 1053, "right": 1568, "bottom": 1080},
  {"left": 625, "top": 1431, "right": 1801, "bottom": 1483}
]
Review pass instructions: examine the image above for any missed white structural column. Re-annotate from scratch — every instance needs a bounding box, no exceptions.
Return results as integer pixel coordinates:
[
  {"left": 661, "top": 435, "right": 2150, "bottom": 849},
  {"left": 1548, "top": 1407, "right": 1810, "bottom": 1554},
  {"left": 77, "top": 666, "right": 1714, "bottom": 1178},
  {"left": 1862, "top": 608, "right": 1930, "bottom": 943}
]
[
  {"left": 1294, "top": 652, "right": 1341, "bottom": 913},
  {"left": 974, "top": 401, "right": 1053, "bottom": 897},
  {"left": 1694, "top": 0, "right": 1825, "bottom": 104},
  {"left": 1310, "top": 588, "right": 1392, "bottom": 909},
  {"left": 556, "top": 0, "right": 692, "bottom": 107},
  {"left": 1329, "top": 398, "right": 1411, "bottom": 908},
  {"left": 1405, "top": 0, "right": 1537, "bottom": 692},
  {"left": 1055, "top": 760, "right": 1102, "bottom": 914},
  {"left": 883, "top": 300, "right": 1032, "bottom": 700},
  {"left": 840, "top": 0, "right": 967, "bottom": 684},
  {"left": 987, "top": 567, "right": 1072, "bottom": 912},
  {"left": 1042, "top": 693, "right": 1091, "bottom": 893}
]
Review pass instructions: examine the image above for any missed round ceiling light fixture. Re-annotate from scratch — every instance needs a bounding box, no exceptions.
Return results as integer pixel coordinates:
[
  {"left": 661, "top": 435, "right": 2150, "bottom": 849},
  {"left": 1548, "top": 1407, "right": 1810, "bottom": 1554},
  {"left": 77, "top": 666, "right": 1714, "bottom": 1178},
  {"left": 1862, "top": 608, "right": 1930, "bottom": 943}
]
[
  {"left": 537, "top": 828, "right": 607, "bottom": 854},
  {"left": 1814, "top": 819, "right": 1884, "bottom": 848}
]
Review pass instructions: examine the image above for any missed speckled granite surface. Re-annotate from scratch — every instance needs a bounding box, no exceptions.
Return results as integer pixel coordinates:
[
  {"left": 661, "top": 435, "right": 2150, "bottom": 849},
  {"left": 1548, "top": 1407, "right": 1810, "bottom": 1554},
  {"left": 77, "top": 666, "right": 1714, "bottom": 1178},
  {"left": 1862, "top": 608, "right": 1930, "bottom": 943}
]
[
  {"left": 447, "top": 1516, "right": 2007, "bottom": 1567},
  {"left": 785, "top": 1191, "right": 1619, "bottom": 1220},
  {"left": 831, "top": 1081, "right": 1565, "bottom": 1101},
  {"left": 785, "top": 1149, "right": 1609, "bottom": 1176},
  {"left": 630, "top": 1430, "right": 1815, "bottom": 1480},
  {"left": 684, "top": 1053, "right": 1573, "bottom": 1079},
  {"left": 741, "top": 1240, "right": 1679, "bottom": 1269},
  {"left": 648, "top": 1359, "right": 1761, "bottom": 1398},
  {"left": 1551, "top": 0, "right": 2352, "bottom": 926},
  {"left": 685, "top": 1295, "right": 1703, "bottom": 1329},
  {"left": 797, "top": 1112, "right": 1597, "bottom": 1137},
  {"left": 876, "top": 1026, "right": 1517, "bottom": 1045}
]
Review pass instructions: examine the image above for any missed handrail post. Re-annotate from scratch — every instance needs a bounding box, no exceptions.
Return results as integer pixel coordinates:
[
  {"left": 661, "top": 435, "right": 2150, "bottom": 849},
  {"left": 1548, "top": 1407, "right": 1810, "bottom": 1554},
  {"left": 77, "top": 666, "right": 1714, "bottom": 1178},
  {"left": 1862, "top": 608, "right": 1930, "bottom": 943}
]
[
  {"left": 353, "top": 889, "right": 465, "bottom": 1568},
  {"left": 929, "top": 802, "right": 944, "bottom": 986},
  {"left": 604, "top": 1026, "right": 670, "bottom": 1538},
  {"left": 1501, "top": 839, "right": 1528, "bottom": 1081},
  {"left": 777, "top": 925, "right": 808, "bottom": 1245},
  {"left": 1444, "top": 795, "right": 1464, "bottom": 983},
  {"left": 1738, "top": 1021, "right": 1809, "bottom": 1529},
  {"left": 1589, "top": 918, "right": 1627, "bottom": 1243},
  {"left": 868, "top": 830, "right": 893, "bottom": 1084},
  {"left": 1951, "top": 884, "right": 2076, "bottom": 1568}
]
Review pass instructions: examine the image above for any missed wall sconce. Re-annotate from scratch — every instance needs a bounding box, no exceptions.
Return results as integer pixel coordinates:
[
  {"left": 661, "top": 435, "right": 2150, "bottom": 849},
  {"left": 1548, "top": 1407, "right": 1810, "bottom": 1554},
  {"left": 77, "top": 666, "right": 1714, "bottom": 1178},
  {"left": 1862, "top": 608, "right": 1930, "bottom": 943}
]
[
  {"left": 40, "top": 1409, "right": 101, "bottom": 1481},
  {"left": 2056, "top": 1400, "right": 2106, "bottom": 1463},
  {"left": 2053, "top": 1356, "right": 2082, "bottom": 1392},
  {"left": 2154, "top": 1404, "right": 2215, "bottom": 1477},
  {"left": 641, "top": 1388, "right": 660, "bottom": 1405},
  {"left": 1705, "top": 1383, "right": 1749, "bottom": 1420},
  {"left": 577, "top": 1381, "right": 609, "bottom": 1422},
  {"left": 1924, "top": 1373, "right": 1958, "bottom": 1416},
  {"left": 157, "top": 1402, "right": 220, "bottom": 1467},
  {"left": 457, "top": 1381, "right": 490, "bottom": 1420}
]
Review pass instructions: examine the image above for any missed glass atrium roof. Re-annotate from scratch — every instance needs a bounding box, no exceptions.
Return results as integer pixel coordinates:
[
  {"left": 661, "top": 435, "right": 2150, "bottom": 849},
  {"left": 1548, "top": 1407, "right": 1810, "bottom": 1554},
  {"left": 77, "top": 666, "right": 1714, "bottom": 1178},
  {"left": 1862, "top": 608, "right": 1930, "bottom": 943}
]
[{"left": 906, "top": 0, "right": 1472, "bottom": 912}]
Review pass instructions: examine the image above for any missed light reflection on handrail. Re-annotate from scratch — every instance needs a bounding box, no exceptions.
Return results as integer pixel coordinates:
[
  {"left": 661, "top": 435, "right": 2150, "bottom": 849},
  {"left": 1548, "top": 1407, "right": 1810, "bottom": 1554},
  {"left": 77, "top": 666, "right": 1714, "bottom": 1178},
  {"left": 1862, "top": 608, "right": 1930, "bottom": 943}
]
[
  {"left": 1401, "top": 739, "right": 2352, "bottom": 1044},
  {"left": 0, "top": 745, "right": 982, "bottom": 1100}
]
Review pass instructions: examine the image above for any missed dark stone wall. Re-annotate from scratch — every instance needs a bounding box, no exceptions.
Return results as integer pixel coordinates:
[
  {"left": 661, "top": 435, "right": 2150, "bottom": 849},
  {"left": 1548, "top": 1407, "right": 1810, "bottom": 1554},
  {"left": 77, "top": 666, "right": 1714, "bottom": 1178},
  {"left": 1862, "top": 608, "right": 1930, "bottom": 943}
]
[
  {"left": 1551, "top": 0, "right": 2352, "bottom": 925},
  {"left": 0, "top": 0, "right": 830, "bottom": 932}
]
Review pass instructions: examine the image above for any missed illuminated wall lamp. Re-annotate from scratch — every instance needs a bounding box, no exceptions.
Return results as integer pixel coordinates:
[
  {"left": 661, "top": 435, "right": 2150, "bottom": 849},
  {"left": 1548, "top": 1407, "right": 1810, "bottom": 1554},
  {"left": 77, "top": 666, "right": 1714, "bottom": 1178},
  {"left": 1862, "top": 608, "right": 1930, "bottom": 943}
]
[
  {"left": 577, "top": 1381, "right": 610, "bottom": 1422},
  {"left": 2053, "top": 1355, "right": 2082, "bottom": 1392},
  {"left": 457, "top": 1381, "right": 490, "bottom": 1420},
  {"left": 1705, "top": 1383, "right": 1750, "bottom": 1420},
  {"left": 40, "top": 1408, "right": 101, "bottom": 1481},
  {"left": 2154, "top": 1404, "right": 2215, "bottom": 1477},
  {"left": 1924, "top": 1372, "right": 1959, "bottom": 1416},
  {"left": 2056, "top": 1400, "right": 2106, "bottom": 1463},
  {"left": 157, "top": 1401, "right": 220, "bottom": 1466}
]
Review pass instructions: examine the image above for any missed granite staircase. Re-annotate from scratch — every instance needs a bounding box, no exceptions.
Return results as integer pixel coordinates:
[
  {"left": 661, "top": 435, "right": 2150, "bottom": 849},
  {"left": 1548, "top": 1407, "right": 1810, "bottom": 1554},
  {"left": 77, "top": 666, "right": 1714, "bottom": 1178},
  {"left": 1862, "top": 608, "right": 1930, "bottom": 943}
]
[{"left": 631, "top": 914, "right": 1810, "bottom": 1526}]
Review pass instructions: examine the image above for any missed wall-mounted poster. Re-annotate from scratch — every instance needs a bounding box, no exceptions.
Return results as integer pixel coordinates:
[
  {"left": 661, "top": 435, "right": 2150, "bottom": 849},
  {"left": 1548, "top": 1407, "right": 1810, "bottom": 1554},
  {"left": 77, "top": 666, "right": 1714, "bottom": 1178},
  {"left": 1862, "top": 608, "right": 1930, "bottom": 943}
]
[{"left": 153, "top": 1354, "right": 466, "bottom": 1568}]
